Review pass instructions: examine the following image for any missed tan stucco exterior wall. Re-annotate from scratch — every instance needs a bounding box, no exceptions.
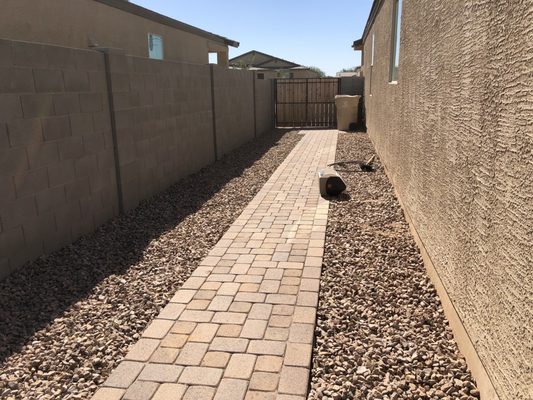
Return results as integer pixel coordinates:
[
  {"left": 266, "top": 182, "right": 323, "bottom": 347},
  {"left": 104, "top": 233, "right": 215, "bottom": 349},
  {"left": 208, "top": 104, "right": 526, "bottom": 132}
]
[
  {"left": 0, "top": 0, "right": 219, "bottom": 64},
  {"left": 361, "top": 1, "right": 532, "bottom": 399}
]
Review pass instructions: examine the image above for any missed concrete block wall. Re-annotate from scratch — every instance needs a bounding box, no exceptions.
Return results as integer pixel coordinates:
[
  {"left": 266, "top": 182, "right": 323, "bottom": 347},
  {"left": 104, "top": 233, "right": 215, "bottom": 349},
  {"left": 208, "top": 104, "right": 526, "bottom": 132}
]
[
  {"left": 0, "top": 39, "right": 275, "bottom": 279},
  {"left": 212, "top": 66, "right": 255, "bottom": 159},
  {"left": 0, "top": 39, "right": 118, "bottom": 279},
  {"left": 108, "top": 54, "right": 215, "bottom": 211},
  {"left": 255, "top": 77, "right": 275, "bottom": 137}
]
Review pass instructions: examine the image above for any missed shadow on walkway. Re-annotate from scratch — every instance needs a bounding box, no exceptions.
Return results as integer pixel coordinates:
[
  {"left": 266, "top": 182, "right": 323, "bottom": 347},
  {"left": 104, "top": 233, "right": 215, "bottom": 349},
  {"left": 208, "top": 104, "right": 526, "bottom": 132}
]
[{"left": 0, "top": 129, "right": 295, "bottom": 364}]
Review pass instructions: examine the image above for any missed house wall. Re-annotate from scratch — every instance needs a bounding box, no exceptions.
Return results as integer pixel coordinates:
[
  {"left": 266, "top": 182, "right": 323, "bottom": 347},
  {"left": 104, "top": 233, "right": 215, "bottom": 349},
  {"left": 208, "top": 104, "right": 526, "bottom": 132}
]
[
  {"left": 361, "top": 1, "right": 533, "bottom": 399},
  {"left": 255, "top": 77, "right": 275, "bottom": 137},
  {"left": 0, "top": 39, "right": 275, "bottom": 279},
  {"left": 0, "top": 0, "right": 220, "bottom": 64}
]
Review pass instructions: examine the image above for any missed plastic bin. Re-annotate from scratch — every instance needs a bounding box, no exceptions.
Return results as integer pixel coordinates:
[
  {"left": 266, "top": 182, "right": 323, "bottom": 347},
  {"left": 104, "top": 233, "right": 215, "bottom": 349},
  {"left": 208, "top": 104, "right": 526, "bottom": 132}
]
[{"left": 335, "top": 95, "right": 361, "bottom": 131}]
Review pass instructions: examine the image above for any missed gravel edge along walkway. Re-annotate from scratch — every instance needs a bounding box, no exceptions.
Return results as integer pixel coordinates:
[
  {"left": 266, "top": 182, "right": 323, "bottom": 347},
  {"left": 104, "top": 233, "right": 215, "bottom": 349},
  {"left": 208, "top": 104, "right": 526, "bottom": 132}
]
[
  {"left": 0, "top": 130, "right": 301, "bottom": 400},
  {"left": 308, "top": 132, "right": 479, "bottom": 400}
]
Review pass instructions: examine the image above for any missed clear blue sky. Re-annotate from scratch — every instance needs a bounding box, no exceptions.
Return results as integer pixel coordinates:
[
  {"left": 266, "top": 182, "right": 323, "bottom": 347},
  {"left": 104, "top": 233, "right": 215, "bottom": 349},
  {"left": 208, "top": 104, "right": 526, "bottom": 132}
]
[{"left": 131, "top": 0, "right": 373, "bottom": 76}]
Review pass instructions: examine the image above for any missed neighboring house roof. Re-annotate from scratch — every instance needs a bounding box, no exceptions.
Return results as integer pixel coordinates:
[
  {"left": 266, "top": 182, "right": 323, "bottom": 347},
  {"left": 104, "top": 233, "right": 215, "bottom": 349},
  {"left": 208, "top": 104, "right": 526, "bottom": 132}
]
[
  {"left": 94, "top": 0, "right": 239, "bottom": 47},
  {"left": 352, "top": 0, "right": 384, "bottom": 49},
  {"left": 229, "top": 50, "right": 302, "bottom": 69}
]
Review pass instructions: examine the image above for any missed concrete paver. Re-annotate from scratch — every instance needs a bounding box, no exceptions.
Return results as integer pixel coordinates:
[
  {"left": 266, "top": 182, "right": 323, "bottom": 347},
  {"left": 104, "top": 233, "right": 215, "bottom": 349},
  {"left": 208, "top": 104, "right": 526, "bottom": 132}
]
[{"left": 93, "top": 130, "right": 337, "bottom": 399}]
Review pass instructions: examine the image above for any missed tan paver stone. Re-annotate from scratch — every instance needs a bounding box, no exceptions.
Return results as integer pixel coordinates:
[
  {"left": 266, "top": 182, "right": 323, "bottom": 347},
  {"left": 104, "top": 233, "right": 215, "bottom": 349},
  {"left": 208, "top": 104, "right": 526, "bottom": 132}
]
[
  {"left": 248, "top": 340, "right": 286, "bottom": 356},
  {"left": 104, "top": 361, "right": 144, "bottom": 388},
  {"left": 277, "top": 395, "right": 307, "bottom": 400},
  {"left": 284, "top": 343, "right": 312, "bottom": 367},
  {"left": 161, "top": 334, "right": 188, "bottom": 349},
  {"left": 306, "top": 247, "right": 324, "bottom": 257},
  {"left": 181, "top": 277, "right": 206, "bottom": 290},
  {"left": 216, "top": 324, "right": 242, "bottom": 337},
  {"left": 248, "top": 303, "right": 273, "bottom": 320},
  {"left": 249, "top": 371, "right": 279, "bottom": 391},
  {"left": 264, "top": 327, "right": 289, "bottom": 341},
  {"left": 304, "top": 257, "right": 322, "bottom": 267},
  {"left": 178, "top": 367, "right": 223, "bottom": 386},
  {"left": 293, "top": 307, "right": 316, "bottom": 324},
  {"left": 208, "top": 296, "right": 233, "bottom": 311},
  {"left": 234, "top": 292, "right": 266, "bottom": 303},
  {"left": 245, "top": 392, "right": 277, "bottom": 400},
  {"left": 186, "top": 299, "right": 211, "bottom": 310},
  {"left": 189, "top": 323, "right": 219, "bottom": 343},
  {"left": 123, "top": 381, "right": 159, "bottom": 400},
  {"left": 152, "top": 383, "right": 187, "bottom": 400},
  {"left": 138, "top": 363, "right": 183, "bottom": 382},
  {"left": 207, "top": 273, "right": 236, "bottom": 282},
  {"left": 209, "top": 337, "right": 249, "bottom": 353},
  {"left": 239, "top": 283, "right": 260, "bottom": 292},
  {"left": 278, "top": 285, "right": 299, "bottom": 295},
  {"left": 91, "top": 388, "right": 125, "bottom": 400},
  {"left": 259, "top": 280, "right": 281, "bottom": 294},
  {"left": 142, "top": 319, "right": 174, "bottom": 339},
  {"left": 265, "top": 294, "right": 296, "bottom": 305},
  {"left": 212, "top": 312, "right": 247, "bottom": 324},
  {"left": 170, "top": 290, "right": 197, "bottom": 304},
  {"left": 214, "top": 378, "right": 249, "bottom": 400},
  {"left": 159, "top": 303, "right": 186, "bottom": 320},
  {"left": 247, "top": 267, "right": 266, "bottom": 276},
  {"left": 150, "top": 347, "right": 179, "bottom": 364},
  {"left": 255, "top": 355, "right": 283, "bottom": 372},
  {"left": 192, "top": 267, "right": 214, "bottom": 277},
  {"left": 278, "top": 366, "right": 309, "bottom": 395},
  {"left": 183, "top": 385, "right": 216, "bottom": 400},
  {"left": 171, "top": 321, "right": 196, "bottom": 335},
  {"left": 202, "top": 351, "right": 231, "bottom": 368},
  {"left": 296, "top": 292, "right": 319, "bottom": 307},
  {"left": 179, "top": 310, "right": 214, "bottom": 323},
  {"left": 229, "top": 301, "right": 252, "bottom": 313},
  {"left": 264, "top": 269, "right": 284, "bottom": 280},
  {"left": 300, "top": 278, "right": 320, "bottom": 292},
  {"left": 235, "top": 275, "right": 263, "bottom": 284},
  {"left": 281, "top": 277, "right": 301, "bottom": 286},
  {"left": 272, "top": 305, "right": 295, "bottom": 316},
  {"left": 269, "top": 315, "right": 292, "bottom": 328},
  {"left": 194, "top": 290, "right": 218, "bottom": 300},
  {"left": 288, "top": 323, "right": 314, "bottom": 344},
  {"left": 125, "top": 338, "right": 160, "bottom": 362},
  {"left": 230, "top": 264, "right": 251, "bottom": 274},
  {"left": 175, "top": 342, "right": 209, "bottom": 366},
  {"left": 217, "top": 282, "right": 240, "bottom": 296},
  {"left": 202, "top": 281, "right": 222, "bottom": 290},
  {"left": 224, "top": 353, "right": 257, "bottom": 379},
  {"left": 240, "top": 319, "right": 268, "bottom": 339}
]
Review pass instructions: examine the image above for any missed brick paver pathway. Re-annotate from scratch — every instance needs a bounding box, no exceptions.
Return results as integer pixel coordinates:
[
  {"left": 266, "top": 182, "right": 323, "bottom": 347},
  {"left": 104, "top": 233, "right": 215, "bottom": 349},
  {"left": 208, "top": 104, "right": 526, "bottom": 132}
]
[{"left": 92, "top": 130, "right": 338, "bottom": 400}]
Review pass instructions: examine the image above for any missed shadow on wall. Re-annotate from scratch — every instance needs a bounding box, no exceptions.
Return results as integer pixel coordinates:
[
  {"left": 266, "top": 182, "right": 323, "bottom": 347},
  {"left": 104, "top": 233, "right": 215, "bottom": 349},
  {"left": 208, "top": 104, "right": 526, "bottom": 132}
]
[{"left": 0, "top": 130, "right": 289, "bottom": 364}]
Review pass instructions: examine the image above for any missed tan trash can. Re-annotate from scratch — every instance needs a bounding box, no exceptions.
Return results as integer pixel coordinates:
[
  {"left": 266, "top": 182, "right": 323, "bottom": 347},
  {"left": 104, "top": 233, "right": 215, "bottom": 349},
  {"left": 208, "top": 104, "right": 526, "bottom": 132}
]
[{"left": 335, "top": 95, "right": 361, "bottom": 131}]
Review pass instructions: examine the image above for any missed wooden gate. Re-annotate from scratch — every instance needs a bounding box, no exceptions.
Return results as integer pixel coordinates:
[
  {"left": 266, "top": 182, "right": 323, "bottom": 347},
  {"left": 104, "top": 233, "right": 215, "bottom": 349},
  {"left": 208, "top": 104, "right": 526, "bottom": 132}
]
[{"left": 275, "top": 78, "right": 340, "bottom": 128}]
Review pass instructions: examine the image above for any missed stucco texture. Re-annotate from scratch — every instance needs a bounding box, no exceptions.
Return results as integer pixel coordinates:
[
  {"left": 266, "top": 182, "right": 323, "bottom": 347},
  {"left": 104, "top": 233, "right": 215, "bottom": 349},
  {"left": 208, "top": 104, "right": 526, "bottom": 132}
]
[{"left": 361, "top": 0, "right": 532, "bottom": 398}]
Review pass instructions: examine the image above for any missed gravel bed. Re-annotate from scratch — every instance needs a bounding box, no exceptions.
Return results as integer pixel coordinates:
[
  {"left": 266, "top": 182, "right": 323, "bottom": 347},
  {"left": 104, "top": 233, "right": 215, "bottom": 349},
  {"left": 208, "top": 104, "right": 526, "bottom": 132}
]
[
  {"left": 0, "top": 130, "right": 301, "bottom": 400},
  {"left": 309, "top": 132, "right": 479, "bottom": 400}
]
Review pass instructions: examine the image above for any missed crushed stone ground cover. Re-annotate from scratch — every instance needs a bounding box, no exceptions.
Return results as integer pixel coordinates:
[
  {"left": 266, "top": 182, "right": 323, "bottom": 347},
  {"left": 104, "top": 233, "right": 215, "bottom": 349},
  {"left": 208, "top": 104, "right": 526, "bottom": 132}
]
[
  {"left": 0, "top": 130, "right": 301, "bottom": 400},
  {"left": 309, "top": 132, "right": 479, "bottom": 400}
]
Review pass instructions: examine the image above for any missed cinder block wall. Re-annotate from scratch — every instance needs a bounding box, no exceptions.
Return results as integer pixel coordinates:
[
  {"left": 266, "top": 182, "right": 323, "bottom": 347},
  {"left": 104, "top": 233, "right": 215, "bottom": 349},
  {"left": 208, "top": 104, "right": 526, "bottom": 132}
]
[
  {"left": 212, "top": 66, "right": 255, "bottom": 159},
  {"left": 255, "top": 78, "right": 275, "bottom": 136},
  {"left": 108, "top": 54, "right": 215, "bottom": 211},
  {"left": 0, "top": 39, "right": 275, "bottom": 278},
  {"left": 0, "top": 39, "right": 118, "bottom": 279},
  {"left": 361, "top": 0, "right": 533, "bottom": 398}
]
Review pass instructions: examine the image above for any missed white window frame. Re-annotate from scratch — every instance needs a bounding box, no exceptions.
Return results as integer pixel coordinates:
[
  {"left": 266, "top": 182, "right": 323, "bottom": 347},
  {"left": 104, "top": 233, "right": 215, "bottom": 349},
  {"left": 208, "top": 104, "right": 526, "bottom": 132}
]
[
  {"left": 148, "top": 33, "right": 164, "bottom": 60},
  {"left": 389, "top": 0, "right": 402, "bottom": 82}
]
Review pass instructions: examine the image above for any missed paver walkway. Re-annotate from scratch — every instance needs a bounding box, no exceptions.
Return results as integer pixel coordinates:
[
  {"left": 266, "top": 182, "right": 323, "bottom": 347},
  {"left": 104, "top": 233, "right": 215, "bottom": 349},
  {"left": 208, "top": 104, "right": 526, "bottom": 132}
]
[{"left": 92, "top": 130, "right": 338, "bottom": 400}]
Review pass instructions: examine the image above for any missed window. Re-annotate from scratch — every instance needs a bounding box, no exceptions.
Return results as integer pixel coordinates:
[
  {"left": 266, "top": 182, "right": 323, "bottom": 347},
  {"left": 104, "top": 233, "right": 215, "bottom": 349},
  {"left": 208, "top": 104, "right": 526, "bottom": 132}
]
[
  {"left": 370, "top": 32, "right": 375, "bottom": 95},
  {"left": 257, "top": 73, "right": 265, "bottom": 80},
  {"left": 390, "top": 0, "right": 402, "bottom": 82},
  {"left": 148, "top": 33, "right": 164, "bottom": 60}
]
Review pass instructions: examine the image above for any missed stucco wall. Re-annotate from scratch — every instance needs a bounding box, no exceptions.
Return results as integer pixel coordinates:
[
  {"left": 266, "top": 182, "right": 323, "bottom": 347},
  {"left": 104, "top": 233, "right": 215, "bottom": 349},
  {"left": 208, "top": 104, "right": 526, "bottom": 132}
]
[
  {"left": 361, "top": 1, "right": 533, "bottom": 398},
  {"left": 0, "top": 39, "right": 118, "bottom": 279},
  {"left": 255, "top": 78, "right": 275, "bottom": 137},
  {"left": 0, "top": 0, "right": 214, "bottom": 64},
  {"left": 212, "top": 67, "right": 255, "bottom": 158}
]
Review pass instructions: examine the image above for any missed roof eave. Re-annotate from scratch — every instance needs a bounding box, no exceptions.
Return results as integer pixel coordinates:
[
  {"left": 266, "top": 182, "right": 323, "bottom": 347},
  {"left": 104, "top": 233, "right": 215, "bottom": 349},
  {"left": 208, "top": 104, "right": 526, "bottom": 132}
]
[{"left": 94, "top": 0, "right": 239, "bottom": 48}]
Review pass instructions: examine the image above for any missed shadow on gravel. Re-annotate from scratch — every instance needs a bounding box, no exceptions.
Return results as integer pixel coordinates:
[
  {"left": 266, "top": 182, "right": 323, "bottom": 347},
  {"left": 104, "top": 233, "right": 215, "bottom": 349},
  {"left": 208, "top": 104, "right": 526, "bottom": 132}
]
[{"left": 0, "top": 129, "right": 293, "bottom": 364}]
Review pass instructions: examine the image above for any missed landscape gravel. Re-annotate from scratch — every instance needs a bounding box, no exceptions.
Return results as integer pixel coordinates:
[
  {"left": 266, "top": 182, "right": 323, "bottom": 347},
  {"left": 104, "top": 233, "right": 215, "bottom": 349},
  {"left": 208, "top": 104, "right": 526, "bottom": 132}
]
[
  {"left": 309, "top": 132, "right": 479, "bottom": 400},
  {"left": 0, "top": 130, "right": 301, "bottom": 400}
]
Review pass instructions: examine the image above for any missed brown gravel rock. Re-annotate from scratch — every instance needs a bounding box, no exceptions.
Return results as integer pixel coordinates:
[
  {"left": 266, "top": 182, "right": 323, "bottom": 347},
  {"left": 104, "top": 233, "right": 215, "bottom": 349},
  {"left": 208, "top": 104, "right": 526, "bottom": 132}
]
[
  {"left": 308, "top": 132, "right": 479, "bottom": 400},
  {"left": 0, "top": 130, "right": 301, "bottom": 400}
]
